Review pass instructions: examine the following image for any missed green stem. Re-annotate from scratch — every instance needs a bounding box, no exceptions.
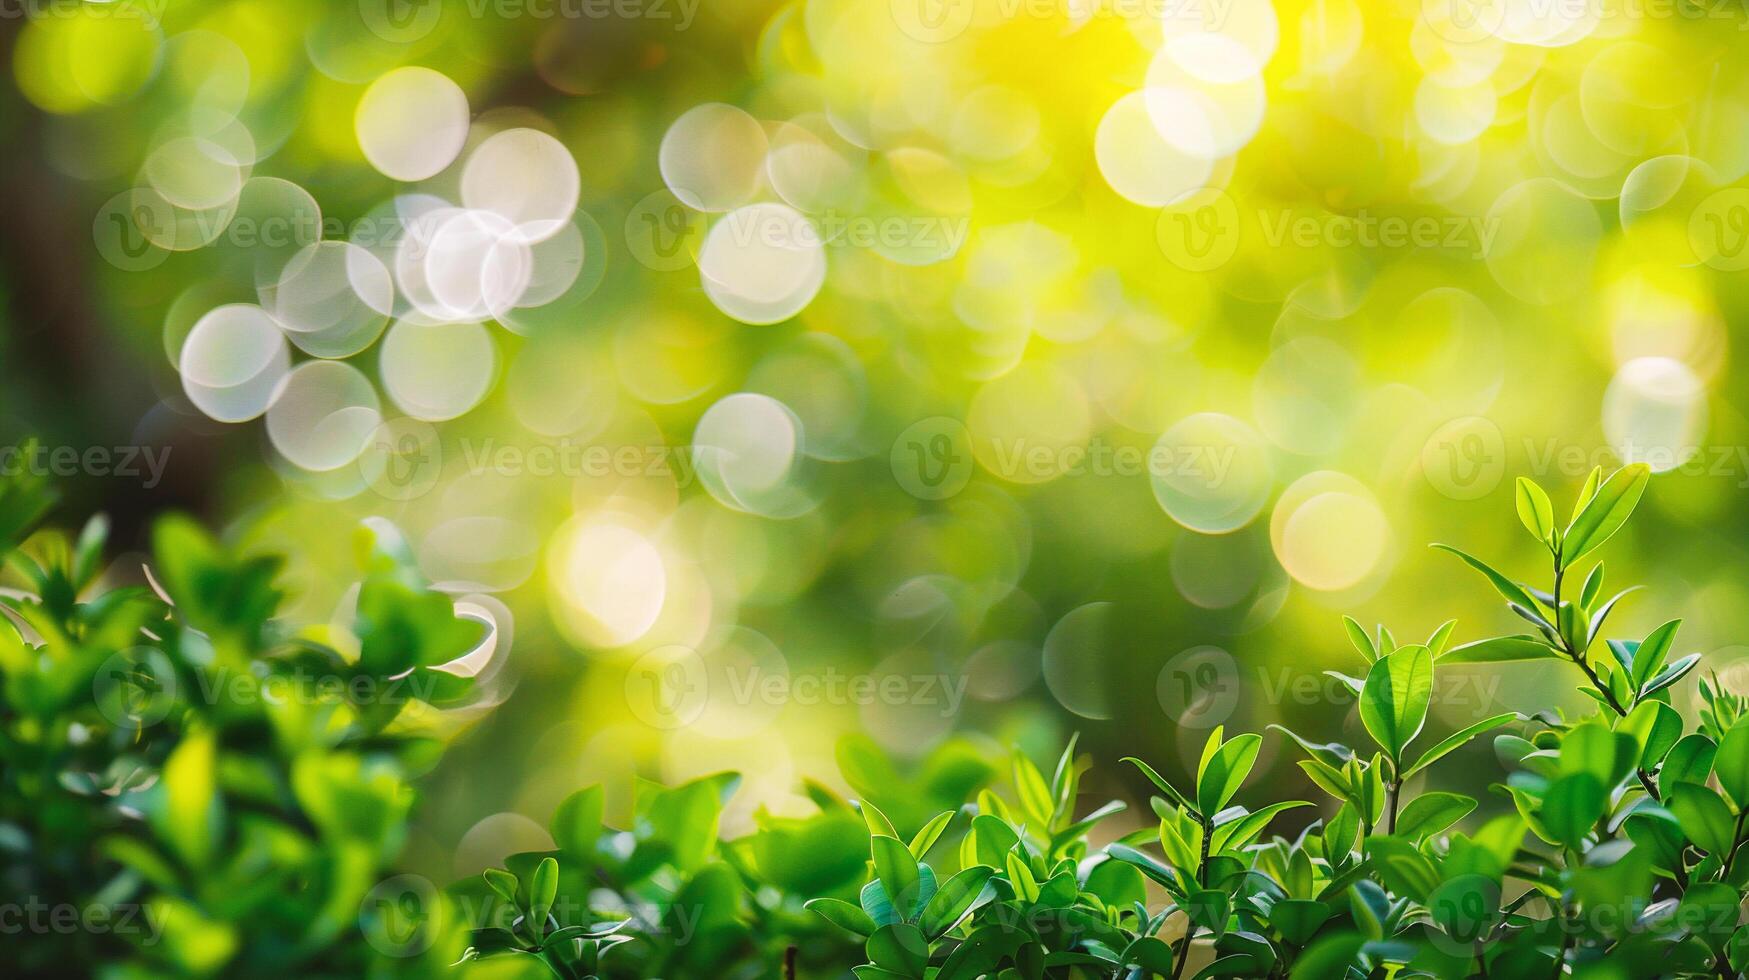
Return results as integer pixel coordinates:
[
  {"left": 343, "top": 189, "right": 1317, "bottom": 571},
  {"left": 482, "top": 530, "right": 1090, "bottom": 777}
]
[
  {"left": 1552, "top": 551, "right": 1662, "bottom": 801},
  {"left": 1725, "top": 809, "right": 1748, "bottom": 879},
  {"left": 1385, "top": 777, "right": 1401, "bottom": 836},
  {"left": 1171, "top": 815, "right": 1214, "bottom": 980}
]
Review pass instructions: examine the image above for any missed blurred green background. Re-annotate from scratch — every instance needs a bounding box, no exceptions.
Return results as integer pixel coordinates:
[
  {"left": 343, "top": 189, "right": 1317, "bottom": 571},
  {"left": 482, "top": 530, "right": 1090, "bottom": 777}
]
[{"left": 5, "top": 0, "right": 1749, "bottom": 890}]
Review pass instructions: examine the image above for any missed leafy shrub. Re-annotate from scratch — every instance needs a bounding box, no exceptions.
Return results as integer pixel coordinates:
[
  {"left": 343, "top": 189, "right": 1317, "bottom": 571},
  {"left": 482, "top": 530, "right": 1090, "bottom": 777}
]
[
  {"left": 16, "top": 454, "right": 1749, "bottom": 978},
  {"left": 0, "top": 457, "right": 485, "bottom": 976},
  {"left": 465, "top": 464, "right": 1749, "bottom": 979}
]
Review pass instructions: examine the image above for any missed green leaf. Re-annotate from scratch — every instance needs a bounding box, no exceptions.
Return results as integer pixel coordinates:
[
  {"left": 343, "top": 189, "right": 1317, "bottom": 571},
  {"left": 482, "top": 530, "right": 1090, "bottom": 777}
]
[
  {"left": 1013, "top": 752, "right": 1054, "bottom": 827},
  {"left": 1438, "top": 635, "right": 1556, "bottom": 664},
  {"left": 1184, "top": 889, "right": 1230, "bottom": 935},
  {"left": 1431, "top": 544, "right": 1542, "bottom": 614},
  {"left": 866, "top": 923, "right": 928, "bottom": 976},
  {"left": 1629, "top": 620, "right": 1681, "bottom": 693},
  {"left": 157, "top": 728, "right": 220, "bottom": 869},
  {"left": 1541, "top": 774, "right": 1605, "bottom": 847},
  {"left": 1359, "top": 645, "right": 1433, "bottom": 761},
  {"left": 858, "top": 799, "right": 898, "bottom": 839},
  {"left": 551, "top": 786, "right": 604, "bottom": 859},
  {"left": 1570, "top": 466, "right": 1603, "bottom": 523},
  {"left": 1559, "top": 723, "right": 1637, "bottom": 787},
  {"left": 1394, "top": 792, "right": 1475, "bottom": 842},
  {"left": 807, "top": 898, "right": 878, "bottom": 937},
  {"left": 1106, "top": 842, "right": 1176, "bottom": 889},
  {"left": 1364, "top": 836, "right": 1439, "bottom": 902},
  {"left": 1211, "top": 801, "right": 1313, "bottom": 854},
  {"left": 1668, "top": 782, "right": 1737, "bottom": 857},
  {"left": 1269, "top": 899, "right": 1331, "bottom": 948},
  {"left": 1578, "top": 563, "right": 1604, "bottom": 609},
  {"left": 1196, "top": 733, "right": 1262, "bottom": 817},
  {"left": 1516, "top": 477, "right": 1555, "bottom": 544},
  {"left": 1297, "top": 759, "right": 1353, "bottom": 807},
  {"left": 871, "top": 834, "right": 922, "bottom": 921},
  {"left": 1661, "top": 734, "right": 1718, "bottom": 800},
  {"left": 1405, "top": 713, "right": 1516, "bottom": 778},
  {"left": 1124, "top": 756, "right": 1194, "bottom": 812},
  {"left": 918, "top": 866, "right": 995, "bottom": 939},
  {"left": 1642, "top": 653, "right": 1701, "bottom": 698},
  {"left": 1561, "top": 463, "right": 1650, "bottom": 567},
  {"left": 483, "top": 868, "right": 520, "bottom": 907},
  {"left": 1714, "top": 717, "right": 1749, "bottom": 810},
  {"left": 1289, "top": 933, "right": 1365, "bottom": 980},
  {"left": 1427, "top": 620, "right": 1458, "bottom": 657},
  {"left": 354, "top": 574, "right": 482, "bottom": 678},
  {"left": 967, "top": 813, "right": 1018, "bottom": 868},
  {"left": 907, "top": 811, "right": 953, "bottom": 861},
  {"left": 528, "top": 857, "right": 558, "bottom": 927},
  {"left": 1427, "top": 873, "right": 1500, "bottom": 945},
  {"left": 1342, "top": 616, "right": 1377, "bottom": 662},
  {"left": 1617, "top": 700, "right": 1682, "bottom": 769}
]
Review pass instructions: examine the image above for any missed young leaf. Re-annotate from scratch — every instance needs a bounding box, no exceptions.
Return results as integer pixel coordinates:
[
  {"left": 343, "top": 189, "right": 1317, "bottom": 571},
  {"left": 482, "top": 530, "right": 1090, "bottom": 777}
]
[
  {"left": 1578, "top": 564, "right": 1604, "bottom": 609},
  {"left": 1515, "top": 477, "right": 1555, "bottom": 545},
  {"left": 528, "top": 857, "right": 559, "bottom": 927},
  {"left": 857, "top": 799, "right": 898, "bottom": 839},
  {"left": 1570, "top": 466, "right": 1603, "bottom": 523},
  {"left": 1660, "top": 734, "right": 1718, "bottom": 799},
  {"left": 1617, "top": 700, "right": 1683, "bottom": 769},
  {"left": 1394, "top": 792, "right": 1475, "bottom": 842},
  {"left": 1586, "top": 588, "right": 1640, "bottom": 649},
  {"left": 807, "top": 898, "right": 878, "bottom": 937},
  {"left": 1629, "top": 620, "right": 1681, "bottom": 694},
  {"left": 870, "top": 835, "right": 921, "bottom": 922},
  {"left": 1561, "top": 464, "right": 1650, "bottom": 567},
  {"left": 1196, "top": 733, "right": 1262, "bottom": 818},
  {"left": 1713, "top": 717, "right": 1749, "bottom": 811},
  {"left": 918, "top": 866, "right": 996, "bottom": 939},
  {"left": 1541, "top": 774, "right": 1605, "bottom": 847},
  {"left": 1431, "top": 545, "right": 1542, "bottom": 614},
  {"left": 908, "top": 811, "right": 953, "bottom": 860},
  {"left": 1437, "top": 635, "right": 1556, "bottom": 664},
  {"left": 1404, "top": 713, "right": 1517, "bottom": 778},
  {"left": 1641, "top": 653, "right": 1701, "bottom": 699},
  {"left": 1342, "top": 616, "right": 1377, "bottom": 662},
  {"left": 1210, "top": 801, "right": 1313, "bottom": 854},
  {"left": 483, "top": 868, "right": 520, "bottom": 907},
  {"left": 1359, "top": 646, "right": 1433, "bottom": 761},
  {"left": 551, "top": 786, "right": 605, "bottom": 859},
  {"left": 1123, "top": 756, "right": 1194, "bottom": 812},
  {"left": 1667, "top": 782, "right": 1737, "bottom": 857},
  {"left": 1012, "top": 752, "right": 1054, "bottom": 827},
  {"left": 1426, "top": 620, "right": 1457, "bottom": 658}
]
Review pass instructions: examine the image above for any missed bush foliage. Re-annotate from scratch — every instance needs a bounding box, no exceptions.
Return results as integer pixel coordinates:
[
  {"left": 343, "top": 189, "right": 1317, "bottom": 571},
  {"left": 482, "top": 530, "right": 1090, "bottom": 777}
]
[
  {"left": 12, "top": 459, "right": 1749, "bottom": 978},
  {"left": 466, "top": 464, "right": 1749, "bottom": 979}
]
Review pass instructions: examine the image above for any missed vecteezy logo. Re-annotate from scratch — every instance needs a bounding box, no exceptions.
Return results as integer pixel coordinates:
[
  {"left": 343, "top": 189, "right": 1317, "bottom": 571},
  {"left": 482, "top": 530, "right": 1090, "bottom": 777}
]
[
  {"left": 625, "top": 190, "right": 706, "bottom": 272},
  {"left": 360, "top": 875, "right": 439, "bottom": 957},
  {"left": 1691, "top": 187, "right": 1749, "bottom": 272},
  {"left": 1420, "top": 0, "right": 1506, "bottom": 45},
  {"left": 625, "top": 645, "right": 709, "bottom": 729},
  {"left": 890, "top": 416, "right": 974, "bottom": 501},
  {"left": 1157, "top": 646, "right": 1239, "bottom": 729},
  {"left": 359, "top": 0, "right": 443, "bottom": 44},
  {"left": 93, "top": 190, "right": 171, "bottom": 272},
  {"left": 1421, "top": 416, "right": 1505, "bottom": 501},
  {"left": 1157, "top": 189, "right": 1240, "bottom": 272},
  {"left": 93, "top": 647, "right": 178, "bottom": 729},
  {"left": 360, "top": 418, "right": 441, "bottom": 501},
  {"left": 890, "top": 0, "right": 975, "bottom": 43}
]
